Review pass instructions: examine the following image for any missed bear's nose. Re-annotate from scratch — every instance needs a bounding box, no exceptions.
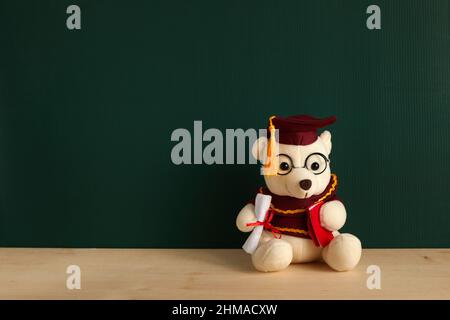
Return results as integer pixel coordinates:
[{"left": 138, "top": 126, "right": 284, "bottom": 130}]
[{"left": 299, "top": 179, "right": 312, "bottom": 190}]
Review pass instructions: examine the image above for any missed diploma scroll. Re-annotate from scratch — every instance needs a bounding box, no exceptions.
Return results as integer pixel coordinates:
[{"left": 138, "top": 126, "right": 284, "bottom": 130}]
[{"left": 242, "top": 193, "right": 272, "bottom": 254}]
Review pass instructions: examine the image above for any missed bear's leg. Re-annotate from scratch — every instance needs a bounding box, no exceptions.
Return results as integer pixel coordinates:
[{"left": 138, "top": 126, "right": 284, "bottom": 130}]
[
  {"left": 284, "top": 235, "right": 322, "bottom": 263},
  {"left": 322, "top": 233, "right": 362, "bottom": 271},
  {"left": 251, "top": 239, "right": 293, "bottom": 272}
]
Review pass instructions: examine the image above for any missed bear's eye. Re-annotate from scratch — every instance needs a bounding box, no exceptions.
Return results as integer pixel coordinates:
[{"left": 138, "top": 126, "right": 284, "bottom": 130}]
[
  {"left": 305, "top": 153, "right": 328, "bottom": 175},
  {"left": 277, "top": 154, "right": 294, "bottom": 175},
  {"left": 279, "top": 162, "right": 290, "bottom": 171},
  {"left": 311, "top": 162, "right": 320, "bottom": 171}
]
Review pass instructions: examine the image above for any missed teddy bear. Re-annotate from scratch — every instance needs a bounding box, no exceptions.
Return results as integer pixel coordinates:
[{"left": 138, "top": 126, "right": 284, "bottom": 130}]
[{"left": 236, "top": 115, "right": 362, "bottom": 272}]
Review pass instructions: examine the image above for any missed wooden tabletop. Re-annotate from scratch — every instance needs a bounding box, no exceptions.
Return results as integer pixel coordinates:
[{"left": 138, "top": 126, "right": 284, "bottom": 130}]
[{"left": 0, "top": 248, "right": 449, "bottom": 299}]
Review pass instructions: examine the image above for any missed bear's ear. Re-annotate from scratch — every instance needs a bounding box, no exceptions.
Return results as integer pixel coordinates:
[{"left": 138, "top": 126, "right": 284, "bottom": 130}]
[
  {"left": 319, "top": 130, "right": 332, "bottom": 155},
  {"left": 251, "top": 136, "right": 268, "bottom": 161}
]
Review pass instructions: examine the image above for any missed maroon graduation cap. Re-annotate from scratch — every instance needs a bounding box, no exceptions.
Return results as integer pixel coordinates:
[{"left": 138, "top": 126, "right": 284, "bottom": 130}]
[{"left": 268, "top": 115, "right": 336, "bottom": 146}]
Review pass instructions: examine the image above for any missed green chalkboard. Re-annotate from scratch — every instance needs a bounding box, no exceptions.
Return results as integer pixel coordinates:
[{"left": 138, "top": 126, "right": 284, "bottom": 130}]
[{"left": 0, "top": 0, "right": 449, "bottom": 248}]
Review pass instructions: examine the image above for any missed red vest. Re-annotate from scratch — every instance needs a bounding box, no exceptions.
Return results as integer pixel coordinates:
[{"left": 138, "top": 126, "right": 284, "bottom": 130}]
[{"left": 253, "top": 174, "right": 338, "bottom": 247}]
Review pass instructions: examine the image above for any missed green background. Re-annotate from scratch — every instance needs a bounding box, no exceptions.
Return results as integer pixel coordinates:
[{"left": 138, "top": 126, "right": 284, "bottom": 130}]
[{"left": 1, "top": 0, "right": 449, "bottom": 248}]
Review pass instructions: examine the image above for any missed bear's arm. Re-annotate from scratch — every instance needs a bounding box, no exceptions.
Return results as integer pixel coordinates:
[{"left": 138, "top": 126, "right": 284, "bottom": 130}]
[
  {"left": 319, "top": 200, "right": 347, "bottom": 232},
  {"left": 236, "top": 203, "right": 257, "bottom": 232}
]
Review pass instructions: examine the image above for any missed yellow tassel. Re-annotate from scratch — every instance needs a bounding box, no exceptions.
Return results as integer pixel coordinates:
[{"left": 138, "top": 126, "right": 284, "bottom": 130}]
[{"left": 263, "top": 116, "right": 278, "bottom": 176}]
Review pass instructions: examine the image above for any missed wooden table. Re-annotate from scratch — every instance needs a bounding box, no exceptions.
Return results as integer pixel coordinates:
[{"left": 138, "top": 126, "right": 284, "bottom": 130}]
[{"left": 0, "top": 248, "right": 449, "bottom": 299}]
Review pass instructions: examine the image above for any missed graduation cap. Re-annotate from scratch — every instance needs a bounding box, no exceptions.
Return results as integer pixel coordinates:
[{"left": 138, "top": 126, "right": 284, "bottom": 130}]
[
  {"left": 262, "top": 115, "right": 336, "bottom": 175},
  {"left": 269, "top": 114, "right": 336, "bottom": 145}
]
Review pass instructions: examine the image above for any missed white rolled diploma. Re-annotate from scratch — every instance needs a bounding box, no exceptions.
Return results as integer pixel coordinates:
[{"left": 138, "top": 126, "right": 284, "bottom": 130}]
[{"left": 242, "top": 193, "right": 272, "bottom": 254}]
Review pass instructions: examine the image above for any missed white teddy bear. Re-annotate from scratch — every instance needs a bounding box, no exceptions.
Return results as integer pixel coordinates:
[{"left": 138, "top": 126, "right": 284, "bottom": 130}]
[{"left": 237, "top": 115, "right": 362, "bottom": 272}]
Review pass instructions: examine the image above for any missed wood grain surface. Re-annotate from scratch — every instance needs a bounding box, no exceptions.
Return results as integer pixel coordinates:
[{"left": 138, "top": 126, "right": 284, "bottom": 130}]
[{"left": 0, "top": 248, "right": 449, "bottom": 299}]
